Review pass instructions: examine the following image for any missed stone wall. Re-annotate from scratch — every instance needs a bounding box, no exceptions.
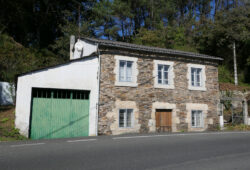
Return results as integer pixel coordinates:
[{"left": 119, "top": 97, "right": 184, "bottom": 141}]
[
  {"left": 98, "top": 49, "right": 220, "bottom": 135},
  {"left": 220, "top": 89, "right": 250, "bottom": 125}
]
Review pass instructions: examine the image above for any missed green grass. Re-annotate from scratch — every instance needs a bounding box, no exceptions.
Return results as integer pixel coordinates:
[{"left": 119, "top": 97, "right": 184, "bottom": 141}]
[{"left": 1, "top": 118, "right": 9, "bottom": 123}]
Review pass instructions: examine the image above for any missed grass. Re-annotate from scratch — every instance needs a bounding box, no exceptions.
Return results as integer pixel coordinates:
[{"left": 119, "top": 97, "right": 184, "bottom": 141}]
[
  {"left": 0, "top": 105, "right": 27, "bottom": 141},
  {"left": 1, "top": 118, "right": 9, "bottom": 123}
]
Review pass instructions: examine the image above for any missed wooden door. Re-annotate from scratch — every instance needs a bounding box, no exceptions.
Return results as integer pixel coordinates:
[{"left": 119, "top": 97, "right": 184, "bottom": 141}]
[{"left": 155, "top": 109, "right": 172, "bottom": 132}]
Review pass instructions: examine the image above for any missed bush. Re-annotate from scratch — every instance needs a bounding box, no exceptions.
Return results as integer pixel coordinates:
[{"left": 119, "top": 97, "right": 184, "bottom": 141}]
[{"left": 218, "top": 65, "right": 234, "bottom": 83}]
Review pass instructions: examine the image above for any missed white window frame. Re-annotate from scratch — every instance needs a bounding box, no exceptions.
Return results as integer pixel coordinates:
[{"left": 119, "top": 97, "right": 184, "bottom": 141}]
[
  {"left": 186, "top": 103, "right": 208, "bottom": 131},
  {"left": 187, "top": 64, "right": 206, "bottom": 91},
  {"left": 114, "top": 55, "right": 138, "bottom": 87},
  {"left": 191, "top": 110, "right": 203, "bottom": 128},
  {"left": 191, "top": 68, "right": 202, "bottom": 87},
  {"left": 153, "top": 60, "right": 174, "bottom": 89},
  {"left": 118, "top": 109, "right": 134, "bottom": 128},
  {"left": 119, "top": 60, "right": 133, "bottom": 82}
]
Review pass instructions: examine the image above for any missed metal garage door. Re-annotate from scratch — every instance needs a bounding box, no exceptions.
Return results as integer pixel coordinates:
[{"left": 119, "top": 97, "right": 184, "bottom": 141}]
[{"left": 30, "top": 88, "right": 89, "bottom": 139}]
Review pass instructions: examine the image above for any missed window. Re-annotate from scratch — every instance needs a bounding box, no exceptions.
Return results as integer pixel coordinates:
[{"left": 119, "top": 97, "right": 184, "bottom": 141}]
[
  {"left": 191, "top": 68, "right": 202, "bottom": 87},
  {"left": 153, "top": 60, "right": 174, "bottom": 89},
  {"left": 114, "top": 56, "right": 138, "bottom": 87},
  {"left": 191, "top": 110, "right": 203, "bottom": 128},
  {"left": 158, "top": 64, "right": 170, "bottom": 85},
  {"left": 119, "top": 60, "right": 133, "bottom": 82},
  {"left": 119, "top": 109, "right": 133, "bottom": 128},
  {"left": 187, "top": 64, "right": 206, "bottom": 91}
]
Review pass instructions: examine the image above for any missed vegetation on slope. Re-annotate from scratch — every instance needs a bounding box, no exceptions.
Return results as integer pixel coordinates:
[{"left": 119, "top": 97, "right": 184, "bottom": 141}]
[
  {"left": 0, "top": 106, "right": 27, "bottom": 141},
  {"left": 0, "top": 0, "right": 250, "bottom": 86}
]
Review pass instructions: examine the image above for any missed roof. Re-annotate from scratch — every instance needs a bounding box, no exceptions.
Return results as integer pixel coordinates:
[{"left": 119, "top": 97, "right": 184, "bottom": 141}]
[
  {"left": 81, "top": 37, "right": 223, "bottom": 61},
  {"left": 17, "top": 55, "right": 96, "bottom": 77}
]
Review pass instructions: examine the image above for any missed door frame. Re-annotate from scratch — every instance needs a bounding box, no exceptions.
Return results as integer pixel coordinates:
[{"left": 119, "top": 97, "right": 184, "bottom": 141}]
[
  {"left": 155, "top": 109, "right": 172, "bottom": 132},
  {"left": 151, "top": 102, "right": 178, "bottom": 133}
]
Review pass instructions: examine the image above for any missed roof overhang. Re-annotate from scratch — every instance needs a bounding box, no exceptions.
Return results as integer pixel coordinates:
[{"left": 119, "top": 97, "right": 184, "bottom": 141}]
[{"left": 81, "top": 37, "right": 223, "bottom": 61}]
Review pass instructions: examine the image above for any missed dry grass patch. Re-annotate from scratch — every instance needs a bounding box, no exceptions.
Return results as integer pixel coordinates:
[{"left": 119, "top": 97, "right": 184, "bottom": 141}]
[{"left": 225, "top": 124, "right": 250, "bottom": 131}]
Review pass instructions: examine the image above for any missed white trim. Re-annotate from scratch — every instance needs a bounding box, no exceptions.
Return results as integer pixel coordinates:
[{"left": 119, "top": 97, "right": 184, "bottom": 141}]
[
  {"left": 191, "top": 110, "right": 203, "bottom": 128},
  {"left": 153, "top": 60, "right": 175, "bottom": 89},
  {"left": 186, "top": 103, "right": 208, "bottom": 131},
  {"left": 149, "top": 102, "right": 178, "bottom": 132},
  {"left": 114, "top": 55, "right": 138, "bottom": 87},
  {"left": 118, "top": 108, "right": 134, "bottom": 129},
  {"left": 105, "top": 100, "right": 140, "bottom": 135},
  {"left": 187, "top": 64, "right": 206, "bottom": 91}
]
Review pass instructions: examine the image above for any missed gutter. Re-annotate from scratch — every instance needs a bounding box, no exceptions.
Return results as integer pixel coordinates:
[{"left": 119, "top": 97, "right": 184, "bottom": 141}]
[{"left": 96, "top": 43, "right": 101, "bottom": 136}]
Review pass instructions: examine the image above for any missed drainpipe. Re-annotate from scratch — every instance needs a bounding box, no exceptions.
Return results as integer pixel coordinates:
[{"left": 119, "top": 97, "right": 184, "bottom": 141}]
[{"left": 96, "top": 44, "right": 101, "bottom": 136}]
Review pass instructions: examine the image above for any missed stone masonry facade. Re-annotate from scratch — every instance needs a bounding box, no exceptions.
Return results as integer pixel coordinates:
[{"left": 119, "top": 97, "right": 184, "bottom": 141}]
[{"left": 98, "top": 49, "right": 220, "bottom": 135}]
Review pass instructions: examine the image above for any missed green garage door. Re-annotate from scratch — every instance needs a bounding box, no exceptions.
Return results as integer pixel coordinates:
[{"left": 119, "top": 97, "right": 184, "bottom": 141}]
[{"left": 30, "top": 88, "right": 89, "bottom": 139}]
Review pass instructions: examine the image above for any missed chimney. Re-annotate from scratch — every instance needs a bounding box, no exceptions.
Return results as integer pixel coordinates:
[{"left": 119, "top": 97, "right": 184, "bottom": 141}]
[{"left": 70, "top": 35, "right": 75, "bottom": 60}]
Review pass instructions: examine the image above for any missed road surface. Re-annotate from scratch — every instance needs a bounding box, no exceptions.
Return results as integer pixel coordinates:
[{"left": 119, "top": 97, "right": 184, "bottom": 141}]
[{"left": 1, "top": 131, "right": 250, "bottom": 170}]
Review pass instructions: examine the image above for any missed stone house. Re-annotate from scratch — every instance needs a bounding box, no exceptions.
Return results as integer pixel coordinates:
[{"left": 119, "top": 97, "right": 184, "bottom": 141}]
[{"left": 15, "top": 37, "right": 223, "bottom": 139}]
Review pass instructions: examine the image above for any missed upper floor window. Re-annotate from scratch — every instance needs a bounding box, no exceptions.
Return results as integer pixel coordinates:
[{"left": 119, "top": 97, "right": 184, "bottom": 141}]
[
  {"left": 154, "top": 60, "right": 174, "bottom": 89},
  {"left": 191, "top": 68, "right": 202, "bottom": 87},
  {"left": 191, "top": 110, "right": 203, "bottom": 128},
  {"left": 187, "top": 64, "right": 206, "bottom": 91},
  {"left": 119, "top": 60, "right": 133, "bottom": 82},
  {"left": 119, "top": 109, "right": 133, "bottom": 128},
  {"left": 158, "top": 64, "right": 170, "bottom": 85},
  {"left": 115, "top": 56, "right": 138, "bottom": 87}
]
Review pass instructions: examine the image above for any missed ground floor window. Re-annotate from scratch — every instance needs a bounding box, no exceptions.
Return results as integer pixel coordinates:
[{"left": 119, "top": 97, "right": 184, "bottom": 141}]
[
  {"left": 191, "top": 110, "right": 203, "bottom": 128},
  {"left": 119, "top": 109, "right": 133, "bottom": 128}
]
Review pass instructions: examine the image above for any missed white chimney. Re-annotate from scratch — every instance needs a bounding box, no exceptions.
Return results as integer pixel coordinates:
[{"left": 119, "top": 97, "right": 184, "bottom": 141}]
[
  {"left": 70, "top": 35, "right": 75, "bottom": 60},
  {"left": 73, "top": 39, "right": 84, "bottom": 59},
  {"left": 71, "top": 38, "right": 98, "bottom": 60}
]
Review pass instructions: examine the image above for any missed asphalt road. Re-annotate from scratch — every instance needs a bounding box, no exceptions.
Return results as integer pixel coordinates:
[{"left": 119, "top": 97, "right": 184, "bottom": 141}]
[{"left": 1, "top": 131, "right": 250, "bottom": 170}]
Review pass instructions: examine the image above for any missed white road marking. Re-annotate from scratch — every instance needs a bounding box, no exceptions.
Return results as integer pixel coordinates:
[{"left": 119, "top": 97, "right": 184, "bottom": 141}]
[
  {"left": 10, "top": 143, "right": 45, "bottom": 147},
  {"left": 112, "top": 131, "right": 250, "bottom": 140},
  {"left": 67, "top": 139, "right": 97, "bottom": 143}
]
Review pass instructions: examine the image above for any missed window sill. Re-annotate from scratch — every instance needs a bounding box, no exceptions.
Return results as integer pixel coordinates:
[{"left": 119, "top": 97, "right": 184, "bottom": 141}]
[
  {"left": 191, "top": 126, "right": 203, "bottom": 128},
  {"left": 118, "top": 127, "right": 134, "bottom": 129},
  {"left": 190, "top": 127, "right": 205, "bottom": 131},
  {"left": 188, "top": 86, "right": 206, "bottom": 91},
  {"left": 115, "top": 81, "right": 138, "bottom": 87},
  {"left": 154, "top": 84, "right": 175, "bottom": 89}
]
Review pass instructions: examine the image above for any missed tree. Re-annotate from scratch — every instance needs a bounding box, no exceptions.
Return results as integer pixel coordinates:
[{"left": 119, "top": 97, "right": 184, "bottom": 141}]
[{"left": 0, "top": 33, "right": 61, "bottom": 83}]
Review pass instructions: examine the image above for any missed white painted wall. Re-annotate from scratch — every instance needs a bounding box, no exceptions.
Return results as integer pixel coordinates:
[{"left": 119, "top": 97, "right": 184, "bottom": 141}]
[
  {"left": 73, "top": 39, "right": 97, "bottom": 60},
  {"left": 219, "top": 115, "right": 224, "bottom": 128},
  {"left": 0, "top": 82, "right": 14, "bottom": 105},
  {"left": 15, "top": 56, "right": 99, "bottom": 137}
]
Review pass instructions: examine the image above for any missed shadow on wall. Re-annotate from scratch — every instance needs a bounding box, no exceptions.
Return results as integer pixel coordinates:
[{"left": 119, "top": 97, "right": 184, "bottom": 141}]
[{"left": 0, "top": 82, "right": 14, "bottom": 105}]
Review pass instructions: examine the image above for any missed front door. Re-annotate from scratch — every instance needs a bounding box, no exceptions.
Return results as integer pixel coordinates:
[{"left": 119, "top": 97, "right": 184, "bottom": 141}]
[{"left": 155, "top": 109, "right": 172, "bottom": 132}]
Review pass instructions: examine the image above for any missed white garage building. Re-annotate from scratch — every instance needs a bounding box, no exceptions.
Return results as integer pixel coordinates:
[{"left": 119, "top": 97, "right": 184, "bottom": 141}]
[{"left": 15, "top": 39, "right": 100, "bottom": 139}]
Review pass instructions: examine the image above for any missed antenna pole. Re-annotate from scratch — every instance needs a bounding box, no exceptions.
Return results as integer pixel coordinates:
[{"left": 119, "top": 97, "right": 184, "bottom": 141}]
[{"left": 233, "top": 41, "right": 238, "bottom": 86}]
